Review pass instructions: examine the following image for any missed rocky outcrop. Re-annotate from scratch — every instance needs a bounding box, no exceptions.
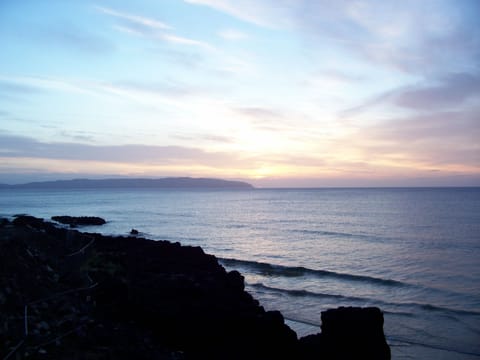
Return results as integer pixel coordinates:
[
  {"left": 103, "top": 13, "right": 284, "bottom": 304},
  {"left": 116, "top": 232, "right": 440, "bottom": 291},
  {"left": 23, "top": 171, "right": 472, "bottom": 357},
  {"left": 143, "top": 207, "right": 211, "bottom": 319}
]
[
  {"left": 90, "top": 231, "right": 298, "bottom": 359},
  {"left": 51, "top": 216, "right": 106, "bottom": 227},
  {"left": 300, "top": 306, "right": 391, "bottom": 359},
  {"left": 1, "top": 216, "right": 390, "bottom": 359}
]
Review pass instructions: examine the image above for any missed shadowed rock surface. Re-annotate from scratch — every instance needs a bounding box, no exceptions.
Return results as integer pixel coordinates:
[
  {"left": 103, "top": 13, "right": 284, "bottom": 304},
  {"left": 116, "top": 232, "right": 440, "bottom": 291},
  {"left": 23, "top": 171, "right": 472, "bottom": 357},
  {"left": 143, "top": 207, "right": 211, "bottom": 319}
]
[{"left": 1, "top": 216, "right": 390, "bottom": 359}]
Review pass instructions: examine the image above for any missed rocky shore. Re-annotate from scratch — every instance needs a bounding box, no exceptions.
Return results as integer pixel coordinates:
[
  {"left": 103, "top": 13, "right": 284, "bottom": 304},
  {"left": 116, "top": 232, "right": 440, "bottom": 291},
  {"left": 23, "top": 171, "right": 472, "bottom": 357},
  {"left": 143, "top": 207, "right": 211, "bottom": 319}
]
[{"left": 0, "top": 215, "right": 390, "bottom": 359}]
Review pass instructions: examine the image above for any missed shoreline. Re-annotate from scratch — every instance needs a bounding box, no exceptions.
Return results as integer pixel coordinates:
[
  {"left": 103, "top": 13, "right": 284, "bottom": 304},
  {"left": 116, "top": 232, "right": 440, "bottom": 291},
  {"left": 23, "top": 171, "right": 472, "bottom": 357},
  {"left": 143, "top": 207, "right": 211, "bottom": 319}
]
[{"left": 1, "top": 215, "right": 391, "bottom": 359}]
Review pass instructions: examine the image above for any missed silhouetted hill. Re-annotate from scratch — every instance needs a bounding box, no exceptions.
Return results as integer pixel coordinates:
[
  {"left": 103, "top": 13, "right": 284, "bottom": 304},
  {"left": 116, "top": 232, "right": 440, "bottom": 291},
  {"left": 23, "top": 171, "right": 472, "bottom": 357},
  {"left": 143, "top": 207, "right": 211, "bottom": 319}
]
[{"left": 2, "top": 177, "right": 254, "bottom": 190}]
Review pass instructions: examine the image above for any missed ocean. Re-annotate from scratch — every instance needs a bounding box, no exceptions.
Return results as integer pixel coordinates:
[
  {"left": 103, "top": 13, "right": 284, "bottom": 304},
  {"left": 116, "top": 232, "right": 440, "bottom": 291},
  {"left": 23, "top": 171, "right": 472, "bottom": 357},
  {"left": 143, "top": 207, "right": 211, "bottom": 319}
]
[{"left": 1, "top": 187, "right": 479, "bottom": 359}]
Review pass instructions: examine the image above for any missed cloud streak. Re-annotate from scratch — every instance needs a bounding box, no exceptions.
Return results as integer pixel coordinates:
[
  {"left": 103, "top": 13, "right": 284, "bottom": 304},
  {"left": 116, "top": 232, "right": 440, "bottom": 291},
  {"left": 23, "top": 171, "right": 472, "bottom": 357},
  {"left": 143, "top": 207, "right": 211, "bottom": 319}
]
[
  {"left": 0, "top": 80, "right": 45, "bottom": 95},
  {"left": 394, "top": 73, "right": 480, "bottom": 110},
  {"left": 185, "top": 0, "right": 480, "bottom": 75},
  {"left": 96, "top": 5, "right": 213, "bottom": 50},
  {"left": 38, "top": 23, "right": 115, "bottom": 54},
  {"left": 95, "top": 6, "right": 171, "bottom": 31},
  {"left": 184, "top": 0, "right": 291, "bottom": 28},
  {"left": 0, "top": 134, "right": 237, "bottom": 166},
  {"left": 346, "top": 108, "right": 480, "bottom": 170},
  {"left": 340, "top": 72, "right": 480, "bottom": 117},
  {"left": 172, "top": 133, "right": 235, "bottom": 144}
]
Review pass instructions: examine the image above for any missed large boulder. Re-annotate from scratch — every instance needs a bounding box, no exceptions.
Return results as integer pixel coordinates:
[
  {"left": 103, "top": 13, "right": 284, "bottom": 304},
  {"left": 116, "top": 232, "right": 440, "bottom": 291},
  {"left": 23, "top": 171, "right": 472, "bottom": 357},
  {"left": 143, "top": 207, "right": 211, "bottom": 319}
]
[{"left": 300, "top": 306, "right": 390, "bottom": 359}]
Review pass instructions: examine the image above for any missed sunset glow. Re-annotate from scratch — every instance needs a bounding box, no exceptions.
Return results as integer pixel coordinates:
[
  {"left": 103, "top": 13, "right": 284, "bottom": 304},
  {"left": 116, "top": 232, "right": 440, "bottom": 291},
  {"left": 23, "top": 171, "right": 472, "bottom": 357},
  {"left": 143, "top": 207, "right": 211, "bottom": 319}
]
[{"left": 1, "top": 0, "right": 479, "bottom": 186}]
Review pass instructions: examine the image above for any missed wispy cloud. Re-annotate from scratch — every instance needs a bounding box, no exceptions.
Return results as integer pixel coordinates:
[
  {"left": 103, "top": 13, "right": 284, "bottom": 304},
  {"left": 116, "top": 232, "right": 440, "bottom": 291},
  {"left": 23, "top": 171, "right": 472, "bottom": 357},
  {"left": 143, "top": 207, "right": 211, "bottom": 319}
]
[
  {"left": 155, "top": 49, "right": 205, "bottom": 68},
  {"left": 96, "top": 5, "right": 213, "bottom": 50},
  {"left": 235, "top": 107, "right": 284, "bottom": 120},
  {"left": 158, "top": 34, "right": 214, "bottom": 50},
  {"left": 185, "top": 0, "right": 480, "bottom": 75},
  {"left": 0, "top": 80, "right": 44, "bottom": 95},
  {"left": 394, "top": 73, "right": 480, "bottom": 110},
  {"left": 184, "top": 0, "right": 290, "bottom": 28},
  {"left": 56, "top": 130, "right": 97, "bottom": 143},
  {"left": 0, "top": 78, "right": 50, "bottom": 104},
  {"left": 172, "top": 133, "right": 235, "bottom": 144},
  {"left": 95, "top": 6, "right": 171, "bottom": 31},
  {"left": 0, "top": 75, "right": 199, "bottom": 110},
  {"left": 233, "top": 106, "right": 292, "bottom": 132},
  {"left": 297, "top": 0, "right": 480, "bottom": 74},
  {"left": 338, "top": 88, "right": 397, "bottom": 118},
  {"left": 112, "top": 80, "right": 197, "bottom": 98},
  {"left": 315, "top": 69, "right": 364, "bottom": 84},
  {"left": 346, "top": 108, "right": 480, "bottom": 170},
  {"left": 340, "top": 72, "right": 480, "bottom": 117},
  {"left": 232, "top": 106, "right": 319, "bottom": 143},
  {"left": 38, "top": 23, "right": 115, "bottom": 54},
  {"left": 0, "top": 133, "right": 236, "bottom": 166},
  {"left": 0, "top": 75, "right": 100, "bottom": 97},
  {"left": 96, "top": 5, "right": 257, "bottom": 75}
]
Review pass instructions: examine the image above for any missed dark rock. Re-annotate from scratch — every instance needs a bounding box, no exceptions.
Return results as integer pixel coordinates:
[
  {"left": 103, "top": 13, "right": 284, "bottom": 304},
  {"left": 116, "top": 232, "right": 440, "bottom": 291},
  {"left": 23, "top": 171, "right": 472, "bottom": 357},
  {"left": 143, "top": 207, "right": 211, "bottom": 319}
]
[
  {"left": 226, "top": 270, "right": 245, "bottom": 291},
  {"left": 51, "top": 216, "right": 106, "bottom": 226},
  {"left": 130, "top": 228, "right": 139, "bottom": 235},
  {"left": 12, "top": 215, "right": 45, "bottom": 228},
  {"left": 1, "top": 216, "right": 391, "bottom": 360},
  {"left": 300, "top": 306, "right": 390, "bottom": 359}
]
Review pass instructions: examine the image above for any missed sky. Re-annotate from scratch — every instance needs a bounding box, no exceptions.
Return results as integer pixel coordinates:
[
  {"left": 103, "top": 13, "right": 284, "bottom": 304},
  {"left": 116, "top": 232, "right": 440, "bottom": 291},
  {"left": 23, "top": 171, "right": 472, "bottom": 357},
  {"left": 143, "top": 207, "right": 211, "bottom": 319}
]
[{"left": 1, "top": 0, "right": 479, "bottom": 187}]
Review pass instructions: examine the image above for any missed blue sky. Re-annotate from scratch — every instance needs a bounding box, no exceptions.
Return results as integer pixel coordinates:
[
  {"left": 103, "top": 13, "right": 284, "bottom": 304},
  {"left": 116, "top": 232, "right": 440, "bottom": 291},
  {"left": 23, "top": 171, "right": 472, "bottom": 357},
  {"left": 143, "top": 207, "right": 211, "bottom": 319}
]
[{"left": 1, "top": 0, "right": 479, "bottom": 186}]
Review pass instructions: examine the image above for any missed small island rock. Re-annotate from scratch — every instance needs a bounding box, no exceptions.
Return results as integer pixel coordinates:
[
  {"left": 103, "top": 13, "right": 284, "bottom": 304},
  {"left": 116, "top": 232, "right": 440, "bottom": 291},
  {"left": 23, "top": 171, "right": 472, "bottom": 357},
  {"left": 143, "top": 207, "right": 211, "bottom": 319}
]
[{"left": 51, "top": 216, "right": 106, "bottom": 227}]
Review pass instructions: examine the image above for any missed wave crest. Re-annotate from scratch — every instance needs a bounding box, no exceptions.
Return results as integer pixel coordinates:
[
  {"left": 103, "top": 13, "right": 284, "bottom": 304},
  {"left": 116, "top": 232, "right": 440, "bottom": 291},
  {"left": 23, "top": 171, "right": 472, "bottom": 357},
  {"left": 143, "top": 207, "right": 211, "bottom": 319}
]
[{"left": 219, "top": 257, "right": 406, "bottom": 287}]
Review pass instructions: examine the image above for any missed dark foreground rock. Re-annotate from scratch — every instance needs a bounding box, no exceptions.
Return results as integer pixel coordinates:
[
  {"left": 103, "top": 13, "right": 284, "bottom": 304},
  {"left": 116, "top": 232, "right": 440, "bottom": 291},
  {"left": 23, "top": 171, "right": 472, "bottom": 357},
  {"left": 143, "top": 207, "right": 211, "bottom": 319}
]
[
  {"left": 51, "top": 216, "right": 106, "bottom": 227},
  {"left": 1, "top": 216, "right": 390, "bottom": 359},
  {"left": 299, "top": 307, "right": 391, "bottom": 359}
]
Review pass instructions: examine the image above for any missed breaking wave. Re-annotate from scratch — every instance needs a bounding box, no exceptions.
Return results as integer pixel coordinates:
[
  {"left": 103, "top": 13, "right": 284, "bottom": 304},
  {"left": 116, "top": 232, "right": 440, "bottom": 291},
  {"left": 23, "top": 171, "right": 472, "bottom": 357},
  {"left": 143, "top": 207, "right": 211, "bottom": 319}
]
[{"left": 219, "top": 257, "right": 407, "bottom": 287}]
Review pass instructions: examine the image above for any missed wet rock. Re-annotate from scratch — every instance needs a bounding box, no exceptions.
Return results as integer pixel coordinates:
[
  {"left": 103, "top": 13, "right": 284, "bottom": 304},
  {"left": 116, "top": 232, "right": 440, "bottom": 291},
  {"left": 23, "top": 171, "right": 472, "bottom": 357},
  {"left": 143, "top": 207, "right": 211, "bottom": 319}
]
[{"left": 51, "top": 216, "right": 106, "bottom": 226}]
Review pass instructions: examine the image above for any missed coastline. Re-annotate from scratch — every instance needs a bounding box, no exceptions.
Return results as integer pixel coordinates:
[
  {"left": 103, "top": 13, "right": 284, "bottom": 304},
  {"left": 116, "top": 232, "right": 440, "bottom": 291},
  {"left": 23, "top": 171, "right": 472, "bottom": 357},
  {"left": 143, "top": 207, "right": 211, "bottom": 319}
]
[{"left": 1, "top": 215, "right": 390, "bottom": 359}]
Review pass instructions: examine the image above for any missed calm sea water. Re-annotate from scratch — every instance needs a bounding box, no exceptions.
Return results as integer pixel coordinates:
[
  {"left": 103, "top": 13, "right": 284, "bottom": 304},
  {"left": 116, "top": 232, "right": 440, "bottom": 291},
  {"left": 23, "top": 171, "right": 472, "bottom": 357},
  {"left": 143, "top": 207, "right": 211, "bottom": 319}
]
[{"left": 1, "top": 187, "right": 479, "bottom": 359}]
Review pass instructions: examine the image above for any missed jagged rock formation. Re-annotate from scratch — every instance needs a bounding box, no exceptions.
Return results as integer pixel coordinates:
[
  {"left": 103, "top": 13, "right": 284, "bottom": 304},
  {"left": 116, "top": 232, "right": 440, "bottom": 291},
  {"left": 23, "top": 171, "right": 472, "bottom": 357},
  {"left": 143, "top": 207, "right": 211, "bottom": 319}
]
[{"left": 1, "top": 216, "right": 390, "bottom": 359}]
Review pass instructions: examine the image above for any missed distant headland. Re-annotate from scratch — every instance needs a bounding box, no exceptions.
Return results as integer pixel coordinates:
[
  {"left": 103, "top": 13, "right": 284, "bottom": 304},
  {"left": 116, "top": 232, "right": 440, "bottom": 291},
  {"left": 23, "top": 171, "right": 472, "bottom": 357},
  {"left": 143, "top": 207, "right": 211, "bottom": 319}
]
[{"left": 0, "top": 177, "right": 254, "bottom": 190}]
